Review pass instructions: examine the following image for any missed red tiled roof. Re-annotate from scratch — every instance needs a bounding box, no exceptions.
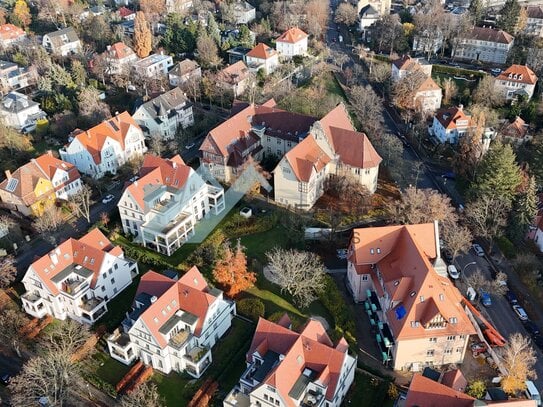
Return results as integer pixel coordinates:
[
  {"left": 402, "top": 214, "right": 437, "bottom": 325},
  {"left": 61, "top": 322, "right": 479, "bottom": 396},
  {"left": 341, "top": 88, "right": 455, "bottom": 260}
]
[
  {"left": 217, "top": 61, "right": 251, "bottom": 86},
  {"left": 435, "top": 106, "right": 472, "bottom": 130},
  {"left": 136, "top": 267, "right": 218, "bottom": 348},
  {"left": 526, "top": 5, "right": 543, "bottom": 19},
  {"left": 246, "top": 43, "right": 278, "bottom": 60},
  {"left": 497, "top": 64, "right": 538, "bottom": 85},
  {"left": 500, "top": 116, "right": 528, "bottom": 140},
  {"left": 0, "top": 24, "right": 25, "bottom": 42},
  {"left": 107, "top": 42, "right": 135, "bottom": 60},
  {"left": 441, "top": 369, "right": 468, "bottom": 392},
  {"left": 465, "top": 27, "right": 514, "bottom": 44},
  {"left": 392, "top": 55, "right": 420, "bottom": 70},
  {"left": 33, "top": 152, "right": 81, "bottom": 194},
  {"left": 284, "top": 136, "right": 331, "bottom": 182},
  {"left": 118, "top": 6, "right": 135, "bottom": 18},
  {"left": 405, "top": 374, "right": 475, "bottom": 407},
  {"left": 276, "top": 27, "right": 308, "bottom": 44}
]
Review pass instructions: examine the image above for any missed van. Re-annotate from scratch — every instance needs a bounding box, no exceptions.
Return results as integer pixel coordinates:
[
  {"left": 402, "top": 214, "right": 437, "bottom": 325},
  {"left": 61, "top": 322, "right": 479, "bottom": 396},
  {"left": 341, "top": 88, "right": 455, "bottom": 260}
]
[{"left": 525, "top": 380, "right": 541, "bottom": 406}]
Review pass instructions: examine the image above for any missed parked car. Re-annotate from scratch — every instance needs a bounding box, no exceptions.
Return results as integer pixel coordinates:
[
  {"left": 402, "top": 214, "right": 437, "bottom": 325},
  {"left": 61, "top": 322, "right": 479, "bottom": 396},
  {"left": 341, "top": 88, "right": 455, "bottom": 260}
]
[
  {"left": 472, "top": 243, "right": 485, "bottom": 257},
  {"left": 524, "top": 320, "right": 541, "bottom": 336},
  {"left": 505, "top": 290, "right": 519, "bottom": 305},
  {"left": 491, "top": 68, "right": 502, "bottom": 76},
  {"left": 471, "top": 342, "right": 487, "bottom": 356},
  {"left": 185, "top": 142, "right": 195, "bottom": 150},
  {"left": 336, "top": 248, "right": 348, "bottom": 260},
  {"left": 129, "top": 175, "right": 139, "bottom": 183},
  {"left": 513, "top": 305, "right": 529, "bottom": 321},
  {"left": 447, "top": 265, "right": 460, "bottom": 280},
  {"left": 442, "top": 249, "right": 453, "bottom": 263},
  {"left": 441, "top": 172, "right": 456, "bottom": 180},
  {"left": 0, "top": 373, "right": 10, "bottom": 385},
  {"left": 102, "top": 194, "right": 115, "bottom": 204},
  {"left": 480, "top": 290, "right": 492, "bottom": 306}
]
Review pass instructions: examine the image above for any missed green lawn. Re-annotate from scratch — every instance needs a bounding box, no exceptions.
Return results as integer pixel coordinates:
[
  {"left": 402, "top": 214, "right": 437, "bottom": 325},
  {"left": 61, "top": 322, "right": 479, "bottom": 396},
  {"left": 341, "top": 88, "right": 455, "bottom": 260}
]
[
  {"left": 344, "top": 371, "right": 394, "bottom": 407},
  {"left": 152, "top": 372, "right": 196, "bottom": 406},
  {"left": 93, "top": 352, "right": 132, "bottom": 387},
  {"left": 240, "top": 224, "right": 289, "bottom": 262}
]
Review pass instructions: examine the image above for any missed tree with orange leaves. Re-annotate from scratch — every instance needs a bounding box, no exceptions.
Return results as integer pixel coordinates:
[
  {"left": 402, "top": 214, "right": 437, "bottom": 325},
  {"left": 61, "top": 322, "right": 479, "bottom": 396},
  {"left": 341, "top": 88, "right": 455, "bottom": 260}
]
[
  {"left": 213, "top": 239, "right": 256, "bottom": 297},
  {"left": 134, "top": 11, "right": 152, "bottom": 58}
]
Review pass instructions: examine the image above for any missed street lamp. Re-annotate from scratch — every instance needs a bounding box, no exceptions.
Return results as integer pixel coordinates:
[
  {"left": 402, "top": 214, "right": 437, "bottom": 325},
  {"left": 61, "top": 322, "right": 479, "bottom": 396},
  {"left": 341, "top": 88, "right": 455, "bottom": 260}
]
[{"left": 462, "top": 261, "right": 477, "bottom": 274}]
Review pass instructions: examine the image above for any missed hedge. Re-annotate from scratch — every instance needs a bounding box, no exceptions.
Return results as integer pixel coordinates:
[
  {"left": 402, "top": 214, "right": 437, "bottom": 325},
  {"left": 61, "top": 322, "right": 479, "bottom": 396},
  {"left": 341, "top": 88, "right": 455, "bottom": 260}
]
[
  {"left": 432, "top": 64, "right": 486, "bottom": 78},
  {"left": 236, "top": 298, "right": 265, "bottom": 322},
  {"left": 319, "top": 276, "right": 357, "bottom": 347},
  {"left": 496, "top": 236, "right": 516, "bottom": 259}
]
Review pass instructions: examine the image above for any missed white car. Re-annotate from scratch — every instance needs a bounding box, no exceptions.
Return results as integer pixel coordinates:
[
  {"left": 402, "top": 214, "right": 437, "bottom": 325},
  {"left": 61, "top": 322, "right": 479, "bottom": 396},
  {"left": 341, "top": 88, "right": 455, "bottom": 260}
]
[
  {"left": 472, "top": 244, "right": 485, "bottom": 257},
  {"left": 185, "top": 142, "right": 195, "bottom": 150},
  {"left": 513, "top": 305, "right": 528, "bottom": 321},
  {"left": 102, "top": 194, "right": 115, "bottom": 204},
  {"left": 447, "top": 265, "right": 460, "bottom": 280}
]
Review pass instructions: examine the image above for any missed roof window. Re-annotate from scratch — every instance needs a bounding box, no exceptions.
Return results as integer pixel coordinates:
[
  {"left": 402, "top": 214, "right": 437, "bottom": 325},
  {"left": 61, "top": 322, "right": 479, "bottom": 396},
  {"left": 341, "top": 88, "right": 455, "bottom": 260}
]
[{"left": 410, "top": 291, "right": 416, "bottom": 297}]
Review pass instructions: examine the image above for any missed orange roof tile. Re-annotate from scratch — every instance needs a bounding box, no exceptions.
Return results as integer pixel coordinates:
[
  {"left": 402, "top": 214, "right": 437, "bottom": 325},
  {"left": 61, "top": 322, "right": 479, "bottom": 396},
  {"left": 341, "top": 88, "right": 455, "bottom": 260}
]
[
  {"left": 435, "top": 106, "right": 472, "bottom": 130},
  {"left": 326, "top": 127, "right": 382, "bottom": 169},
  {"left": 107, "top": 42, "right": 135, "bottom": 60},
  {"left": 441, "top": 369, "right": 468, "bottom": 392},
  {"left": 135, "top": 267, "right": 218, "bottom": 348},
  {"left": 405, "top": 374, "right": 475, "bottom": 407},
  {"left": 217, "top": 60, "right": 251, "bottom": 86},
  {"left": 33, "top": 152, "right": 81, "bottom": 193},
  {"left": 246, "top": 43, "right": 278, "bottom": 60},
  {"left": 284, "top": 135, "right": 331, "bottom": 182},
  {"left": 416, "top": 76, "right": 441, "bottom": 92},
  {"left": 392, "top": 55, "right": 420, "bottom": 71},
  {"left": 467, "top": 27, "right": 514, "bottom": 44},
  {"left": 497, "top": 64, "right": 538, "bottom": 85},
  {"left": 500, "top": 116, "right": 528, "bottom": 140},
  {"left": 0, "top": 160, "right": 55, "bottom": 206},
  {"left": 0, "top": 24, "right": 25, "bottom": 42},
  {"left": 276, "top": 27, "right": 308, "bottom": 44},
  {"left": 350, "top": 224, "right": 476, "bottom": 340}
]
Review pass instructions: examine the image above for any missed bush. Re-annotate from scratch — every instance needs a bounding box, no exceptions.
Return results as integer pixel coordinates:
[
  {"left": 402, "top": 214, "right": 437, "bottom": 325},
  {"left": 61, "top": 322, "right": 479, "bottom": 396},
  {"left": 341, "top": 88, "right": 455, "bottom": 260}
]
[
  {"left": 319, "top": 275, "right": 357, "bottom": 346},
  {"left": 467, "top": 380, "right": 486, "bottom": 399},
  {"left": 237, "top": 298, "right": 265, "bottom": 322},
  {"left": 432, "top": 64, "right": 486, "bottom": 78},
  {"left": 496, "top": 236, "right": 516, "bottom": 259}
]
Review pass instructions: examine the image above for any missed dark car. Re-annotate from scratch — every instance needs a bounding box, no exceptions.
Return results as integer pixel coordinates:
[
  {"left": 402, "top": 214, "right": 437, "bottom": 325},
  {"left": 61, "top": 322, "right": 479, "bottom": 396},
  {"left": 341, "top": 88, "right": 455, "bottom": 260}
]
[
  {"left": 524, "top": 320, "right": 541, "bottom": 337},
  {"left": 505, "top": 290, "right": 519, "bottom": 305},
  {"left": 442, "top": 249, "right": 453, "bottom": 263},
  {"left": 0, "top": 373, "right": 10, "bottom": 385}
]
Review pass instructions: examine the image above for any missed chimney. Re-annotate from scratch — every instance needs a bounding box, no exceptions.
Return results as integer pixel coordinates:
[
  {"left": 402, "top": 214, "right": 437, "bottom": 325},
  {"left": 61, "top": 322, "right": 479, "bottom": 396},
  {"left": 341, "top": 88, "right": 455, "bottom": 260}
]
[
  {"left": 434, "top": 220, "right": 441, "bottom": 259},
  {"left": 47, "top": 150, "right": 53, "bottom": 156},
  {"left": 150, "top": 295, "right": 158, "bottom": 303},
  {"left": 4, "top": 170, "right": 11, "bottom": 179},
  {"left": 107, "top": 45, "right": 111, "bottom": 51}
]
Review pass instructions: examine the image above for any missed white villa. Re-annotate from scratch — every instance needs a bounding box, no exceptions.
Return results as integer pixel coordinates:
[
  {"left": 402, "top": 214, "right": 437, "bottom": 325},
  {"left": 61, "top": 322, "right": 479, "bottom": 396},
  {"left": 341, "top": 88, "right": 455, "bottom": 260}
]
[
  {"left": 59, "top": 112, "right": 147, "bottom": 179},
  {"left": 0, "top": 91, "right": 46, "bottom": 130},
  {"left": 107, "top": 267, "right": 235, "bottom": 378},
  {"left": 276, "top": 27, "right": 308, "bottom": 58},
  {"left": 21, "top": 228, "right": 138, "bottom": 324},
  {"left": 118, "top": 154, "right": 225, "bottom": 256}
]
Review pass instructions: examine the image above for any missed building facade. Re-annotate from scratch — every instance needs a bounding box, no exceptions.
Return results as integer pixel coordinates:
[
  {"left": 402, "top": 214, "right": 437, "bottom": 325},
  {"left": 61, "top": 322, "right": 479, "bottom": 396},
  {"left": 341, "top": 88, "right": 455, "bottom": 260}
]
[
  {"left": 60, "top": 112, "right": 147, "bottom": 179},
  {"left": 276, "top": 27, "right": 308, "bottom": 58},
  {"left": 102, "top": 42, "right": 139, "bottom": 76},
  {"left": 168, "top": 59, "right": 202, "bottom": 87},
  {"left": 0, "top": 91, "right": 46, "bottom": 130},
  {"left": 429, "top": 105, "right": 472, "bottom": 144},
  {"left": 133, "top": 53, "right": 174, "bottom": 78},
  {"left": 524, "top": 5, "right": 543, "bottom": 37},
  {"left": 118, "top": 155, "right": 225, "bottom": 255},
  {"left": 245, "top": 43, "right": 279, "bottom": 75},
  {"left": 107, "top": 267, "right": 235, "bottom": 378},
  {"left": 390, "top": 55, "right": 433, "bottom": 82},
  {"left": 494, "top": 64, "right": 538, "bottom": 101},
  {"left": 42, "top": 27, "right": 81, "bottom": 56},
  {"left": 452, "top": 27, "right": 514, "bottom": 64},
  {"left": 21, "top": 228, "right": 138, "bottom": 324},
  {"left": 0, "top": 61, "right": 36, "bottom": 93},
  {"left": 0, "top": 24, "right": 26, "bottom": 48}
]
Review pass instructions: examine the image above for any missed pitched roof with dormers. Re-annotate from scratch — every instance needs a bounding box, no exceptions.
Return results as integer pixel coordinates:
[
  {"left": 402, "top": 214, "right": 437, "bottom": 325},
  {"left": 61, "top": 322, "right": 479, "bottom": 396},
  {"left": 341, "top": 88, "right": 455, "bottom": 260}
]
[
  {"left": 284, "top": 135, "right": 332, "bottom": 182},
  {"left": 435, "top": 106, "right": 472, "bottom": 130},
  {"left": 68, "top": 112, "right": 140, "bottom": 165},
  {"left": 526, "top": 5, "right": 543, "bottom": 19},
  {"left": 33, "top": 152, "right": 81, "bottom": 193},
  {"left": 465, "top": 26, "right": 514, "bottom": 44},
  {"left": 28, "top": 228, "right": 120, "bottom": 296},
  {"left": 497, "top": 64, "right": 538, "bottom": 85},
  {"left": 130, "top": 267, "right": 218, "bottom": 348},
  {"left": 247, "top": 317, "right": 353, "bottom": 406},
  {"left": 246, "top": 43, "right": 278, "bottom": 60},
  {"left": 349, "top": 224, "right": 476, "bottom": 341},
  {"left": 0, "top": 160, "right": 54, "bottom": 206},
  {"left": 276, "top": 27, "right": 308, "bottom": 44}
]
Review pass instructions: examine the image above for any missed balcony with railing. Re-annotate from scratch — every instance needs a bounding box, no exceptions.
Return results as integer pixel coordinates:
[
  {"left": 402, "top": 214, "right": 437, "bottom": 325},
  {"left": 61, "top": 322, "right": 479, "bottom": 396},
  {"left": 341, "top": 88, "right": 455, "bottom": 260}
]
[
  {"left": 183, "top": 346, "right": 211, "bottom": 378},
  {"left": 169, "top": 329, "right": 191, "bottom": 350},
  {"left": 21, "top": 291, "right": 48, "bottom": 318},
  {"left": 107, "top": 329, "right": 136, "bottom": 365},
  {"left": 223, "top": 386, "right": 251, "bottom": 407}
]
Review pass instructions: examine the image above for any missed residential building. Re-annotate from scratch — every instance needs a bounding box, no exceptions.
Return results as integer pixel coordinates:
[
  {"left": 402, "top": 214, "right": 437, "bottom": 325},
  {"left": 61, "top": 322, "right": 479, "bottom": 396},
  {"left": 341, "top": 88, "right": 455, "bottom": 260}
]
[
  {"left": 0, "top": 61, "right": 36, "bottom": 93},
  {"left": 232, "top": 1, "right": 256, "bottom": 24},
  {"left": 524, "top": 5, "right": 543, "bottom": 37},
  {"left": 227, "top": 46, "right": 251, "bottom": 64},
  {"left": 133, "top": 88, "right": 194, "bottom": 140},
  {"left": 133, "top": 53, "right": 174, "bottom": 78},
  {"left": 357, "top": 0, "right": 391, "bottom": 16},
  {"left": 412, "top": 29, "right": 444, "bottom": 57},
  {"left": 276, "top": 27, "right": 308, "bottom": 58},
  {"left": 21, "top": 228, "right": 138, "bottom": 324},
  {"left": 118, "top": 155, "right": 224, "bottom": 255},
  {"left": 532, "top": 217, "right": 543, "bottom": 253},
  {"left": 224, "top": 316, "right": 357, "bottom": 407},
  {"left": 0, "top": 24, "right": 26, "bottom": 48},
  {"left": 42, "top": 27, "right": 82, "bottom": 56},
  {"left": 33, "top": 151, "right": 83, "bottom": 201},
  {"left": 359, "top": 5, "right": 381, "bottom": 35},
  {"left": 391, "top": 55, "right": 432, "bottom": 82},
  {"left": 346, "top": 223, "right": 476, "bottom": 370},
  {"left": 429, "top": 105, "right": 472, "bottom": 144},
  {"left": 166, "top": 0, "right": 193, "bottom": 13},
  {"left": 499, "top": 116, "right": 530, "bottom": 144},
  {"left": 245, "top": 43, "right": 279, "bottom": 75},
  {"left": 452, "top": 27, "right": 514, "bottom": 65},
  {"left": 102, "top": 42, "right": 139, "bottom": 76},
  {"left": 59, "top": 112, "right": 147, "bottom": 179},
  {"left": 107, "top": 267, "right": 235, "bottom": 378},
  {"left": 119, "top": 20, "right": 135, "bottom": 36},
  {"left": 0, "top": 91, "right": 46, "bottom": 130},
  {"left": 216, "top": 61, "right": 251, "bottom": 97},
  {"left": 494, "top": 64, "right": 538, "bottom": 101},
  {"left": 274, "top": 104, "right": 382, "bottom": 209},
  {"left": 168, "top": 59, "right": 202, "bottom": 87},
  {"left": 199, "top": 99, "right": 317, "bottom": 182},
  {"left": 412, "top": 75, "right": 442, "bottom": 113},
  {"left": 117, "top": 6, "right": 136, "bottom": 20}
]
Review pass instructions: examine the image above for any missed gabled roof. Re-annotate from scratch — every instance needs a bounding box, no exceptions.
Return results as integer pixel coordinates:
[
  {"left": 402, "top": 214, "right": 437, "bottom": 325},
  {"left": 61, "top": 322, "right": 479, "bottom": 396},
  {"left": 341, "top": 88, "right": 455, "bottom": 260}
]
[
  {"left": 118, "top": 6, "right": 135, "bottom": 18},
  {"left": 350, "top": 224, "right": 476, "bottom": 340},
  {"left": 45, "top": 27, "right": 80, "bottom": 47},
  {"left": 441, "top": 369, "right": 468, "bottom": 392},
  {"left": 284, "top": 135, "right": 331, "bottom": 182},
  {"left": 500, "top": 116, "right": 528, "bottom": 140},
  {"left": 435, "top": 106, "right": 472, "bottom": 130},
  {"left": 124, "top": 154, "right": 191, "bottom": 209},
  {"left": 276, "top": 27, "right": 308, "bottom": 44},
  {"left": 246, "top": 43, "right": 278, "bottom": 60},
  {"left": 169, "top": 59, "right": 200, "bottom": 77},
  {"left": 106, "top": 42, "right": 135, "bottom": 60},
  {"left": 392, "top": 55, "right": 420, "bottom": 71},
  {"left": 247, "top": 317, "right": 351, "bottom": 405},
  {"left": 69, "top": 112, "right": 140, "bottom": 165},
  {"left": 497, "top": 64, "right": 538, "bottom": 85},
  {"left": 465, "top": 27, "right": 514, "bottom": 44},
  {"left": 28, "top": 228, "right": 119, "bottom": 296},
  {"left": 217, "top": 60, "right": 251, "bottom": 86},
  {"left": 526, "top": 5, "right": 543, "bottom": 19},
  {"left": 136, "top": 87, "right": 190, "bottom": 123},
  {"left": 0, "top": 91, "right": 39, "bottom": 113},
  {"left": 133, "top": 267, "right": 218, "bottom": 348},
  {"left": 405, "top": 374, "right": 475, "bottom": 407},
  {"left": 0, "top": 24, "right": 25, "bottom": 42},
  {"left": 33, "top": 152, "right": 81, "bottom": 191},
  {"left": 0, "top": 160, "right": 53, "bottom": 206},
  {"left": 416, "top": 76, "right": 441, "bottom": 92}
]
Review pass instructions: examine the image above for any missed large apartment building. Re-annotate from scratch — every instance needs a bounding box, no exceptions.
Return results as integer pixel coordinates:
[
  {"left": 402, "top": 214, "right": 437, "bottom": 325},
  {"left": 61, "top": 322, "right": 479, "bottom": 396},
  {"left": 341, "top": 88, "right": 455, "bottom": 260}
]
[
  {"left": 107, "top": 267, "right": 235, "bottom": 378},
  {"left": 346, "top": 223, "right": 476, "bottom": 370},
  {"left": 118, "top": 154, "right": 224, "bottom": 255},
  {"left": 452, "top": 27, "right": 514, "bottom": 65},
  {"left": 224, "top": 316, "right": 356, "bottom": 407},
  {"left": 21, "top": 228, "right": 138, "bottom": 324}
]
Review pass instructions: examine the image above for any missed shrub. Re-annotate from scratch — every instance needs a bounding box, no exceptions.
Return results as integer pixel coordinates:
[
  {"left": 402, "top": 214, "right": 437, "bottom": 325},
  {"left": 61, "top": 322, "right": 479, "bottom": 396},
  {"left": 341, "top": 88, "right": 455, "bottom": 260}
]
[
  {"left": 467, "top": 380, "right": 486, "bottom": 399},
  {"left": 496, "top": 236, "right": 516, "bottom": 259},
  {"left": 237, "top": 298, "right": 265, "bottom": 322}
]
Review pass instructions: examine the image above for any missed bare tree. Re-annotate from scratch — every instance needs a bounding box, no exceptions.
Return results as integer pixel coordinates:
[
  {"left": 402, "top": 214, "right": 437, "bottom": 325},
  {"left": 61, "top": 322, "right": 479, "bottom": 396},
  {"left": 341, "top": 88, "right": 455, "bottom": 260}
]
[
  {"left": 0, "top": 255, "right": 17, "bottom": 288},
  {"left": 472, "top": 75, "right": 505, "bottom": 108},
  {"left": 0, "top": 307, "right": 27, "bottom": 357},
  {"left": 266, "top": 248, "right": 326, "bottom": 308},
  {"left": 77, "top": 87, "right": 111, "bottom": 127},
  {"left": 466, "top": 195, "right": 511, "bottom": 247},
  {"left": 501, "top": 333, "right": 537, "bottom": 394},
  {"left": 441, "top": 78, "right": 458, "bottom": 105},
  {"left": 349, "top": 85, "right": 383, "bottom": 136},
  {"left": 149, "top": 133, "right": 166, "bottom": 156},
  {"left": 68, "top": 184, "right": 93, "bottom": 223},
  {"left": 119, "top": 382, "right": 164, "bottom": 407},
  {"left": 392, "top": 70, "right": 428, "bottom": 111},
  {"left": 442, "top": 223, "right": 472, "bottom": 260},
  {"left": 196, "top": 33, "right": 222, "bottom": 69},
  {"left": 465, "top": 269, "right": 487, "bottom": 293},
  {"left": 374, "top": 133, "right": 403, "bottom": 168},
  {"left": 32, "top": 207, "right": 66, "bottom": 244},
  {"left": 42, "top": 318, "right": 91, "bottom": 356},
  {"left": 334, "top": 2, "right": 358, "bottom": 26},
  {"left": 304, "top": 0, "right": 330, "bottom": 39}
]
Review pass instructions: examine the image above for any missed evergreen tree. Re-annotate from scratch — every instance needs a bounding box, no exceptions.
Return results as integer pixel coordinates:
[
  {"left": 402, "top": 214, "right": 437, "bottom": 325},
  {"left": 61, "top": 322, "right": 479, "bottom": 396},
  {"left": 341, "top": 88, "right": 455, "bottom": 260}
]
[
  {"left": 508, "top": 176, "right": 537, "bottom": 242},
  {"left": 468, "top": 0, "right": 484, "bottom": 25},
  {"left": 207, "top": 13, "right": 221, "bottom": 45},
  {"left": 162, "top": 13, "right": 196, "bottom": 55},
  {"left": 497, "top": 0, "right": 521, "bottom": 34},
  {"left": 134, "top": 11, "right": 152, "bottom": 58},
  {"left": 237, "top": 25, "right": 254, "bottom": 48},
  {"left": 471, "top": 142, "right": 522, "bottom": 204}
]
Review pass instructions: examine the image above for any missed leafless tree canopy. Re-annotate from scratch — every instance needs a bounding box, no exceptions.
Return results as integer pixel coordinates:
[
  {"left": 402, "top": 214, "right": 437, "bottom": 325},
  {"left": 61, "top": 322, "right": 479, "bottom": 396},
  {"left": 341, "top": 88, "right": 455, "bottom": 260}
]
[
  {"left": 349, "top": 85, "right": 383, "bottom": 136},
  {"left": 466, "top": 195, "right": 511, "bottom": 246},
  {"left": 0, "top": 307, "right": 27, "bottom": 357},
  {"left": 0, "top": 255, "right": 17, "bottom": 288},
  {"left": 32, "top": 206, "right": 66, "bottom": 244},
  {"left": 465, "top": 269, "right": 508, "bottom": 296},
  {"left": 42, "top": 318, "right": 91, "bottom": 356},
  {"left": 266, "top": 248, "right": 326, "bottom": 308},
  {"left": 501, "top": 333, "right": 537, "bottom": 394},
  {"left": 119, "top": 382, "right": 164, "bottom": 407},
  {"left": 68, "top": 184, "right": 93, "bottom": 223},
  {"left": 441, "top": 223, "right": 472, "bottom": 260}
]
